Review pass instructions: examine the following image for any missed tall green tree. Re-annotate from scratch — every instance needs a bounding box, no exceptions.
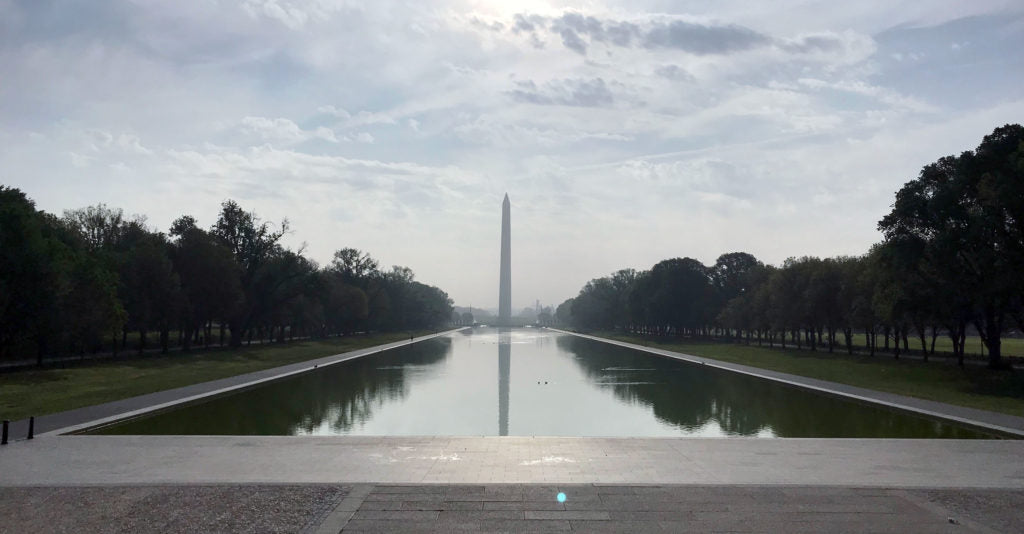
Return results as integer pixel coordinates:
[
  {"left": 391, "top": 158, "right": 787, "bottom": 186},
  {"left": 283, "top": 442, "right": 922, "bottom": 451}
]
[
  {"left": 170, "top": 217, "right": 242, "bottom": 351},
  {"left": 879, "top": 124, "right": 1024, "bottom": 368},
  {"left": 210, "top": 200, "right": 289, "bottom": 347},
  {"left": 0, "top": 187, "right": 67, "bottom": 363}
]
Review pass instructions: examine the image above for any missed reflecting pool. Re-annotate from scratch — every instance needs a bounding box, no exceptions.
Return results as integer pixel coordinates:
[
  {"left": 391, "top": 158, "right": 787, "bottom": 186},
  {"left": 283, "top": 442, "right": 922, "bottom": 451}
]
[{"left": 93, "top": 328, "right": 998, "bottom": 438}]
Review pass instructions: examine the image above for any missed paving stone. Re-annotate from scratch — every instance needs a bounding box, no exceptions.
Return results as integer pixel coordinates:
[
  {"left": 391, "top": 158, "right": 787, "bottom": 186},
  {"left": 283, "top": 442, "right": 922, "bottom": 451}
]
[
  {"left": 656, "top": 519, "right": 963, "bottom": 534},
  {"left": 524, "top": 510, "right": 612, "bottom": 520},
  {"left": 342, "top": 519, "right": 441, "bottom": 532},
  {"left": 608, "top": 510, "right": 695, "bottom": 521},
  {"left": 483, "top": 500, "right": 566, "bottom": 511},
  {"left": 437, "top": 510, "right": 524, "bottom": 520},
  {"left": 358, "top": 500, "right": 405, "bottom": 511},
  {"left": 363, "top": 493, "right": 443, "bottom": 502},
  {"left": 563, "top": 500, "right": 621, "bottom": 511},
  {"left": 374, "top": 485, "right": 447, "bottom": 494},
  {"left": 442, "top": 485, "right": 488, "bottom": 493},
  {"left": 569, "top": 520, "right": 668, "bottom": 533},
  {"left": 691, "top": 510, "right": 921, "bottom": 523},
  {"left": 400, "top": 500, "right": 445, "bottom": 510},
  {"left": 433, "top": 492, "right": 523, "bottom": 501},
  {"left": 350, "top": 510, "right": 440, "bottom": 521},
  {"left": 436, "top": 501, "right": 486, "bottom": 510}
]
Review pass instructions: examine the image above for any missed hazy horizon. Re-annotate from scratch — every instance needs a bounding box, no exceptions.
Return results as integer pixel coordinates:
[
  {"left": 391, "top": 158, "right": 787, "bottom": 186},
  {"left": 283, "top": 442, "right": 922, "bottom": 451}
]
[{"left": 3, "top": 1, "right": 1023, "bottom": 310}]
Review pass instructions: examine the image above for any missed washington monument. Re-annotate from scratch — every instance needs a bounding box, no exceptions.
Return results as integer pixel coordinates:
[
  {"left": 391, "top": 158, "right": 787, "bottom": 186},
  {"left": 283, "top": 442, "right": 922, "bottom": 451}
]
[{"left": 498, "top": 193, "right": 511, "bottom": 325}]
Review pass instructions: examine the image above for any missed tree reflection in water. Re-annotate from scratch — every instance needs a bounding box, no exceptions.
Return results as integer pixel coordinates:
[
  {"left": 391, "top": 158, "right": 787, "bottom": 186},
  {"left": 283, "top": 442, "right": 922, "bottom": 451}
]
[
  {"left": 556, "top": 336, "right": 991, "bottom": 439},
  {"left": 97, "top": 337, "right": 452, "bottom": 435}
]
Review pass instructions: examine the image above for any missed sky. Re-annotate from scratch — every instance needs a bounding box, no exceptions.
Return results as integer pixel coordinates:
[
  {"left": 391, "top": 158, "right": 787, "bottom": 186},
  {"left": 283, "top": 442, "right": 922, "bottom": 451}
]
[{"left": 2, "top": 1, "right": 1023, "bottom": 312}]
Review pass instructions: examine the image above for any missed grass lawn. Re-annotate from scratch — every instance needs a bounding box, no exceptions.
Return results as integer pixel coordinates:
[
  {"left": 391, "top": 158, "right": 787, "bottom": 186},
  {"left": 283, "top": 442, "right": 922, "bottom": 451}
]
[
  {"left": 0, "top": 330, "right": 434, "bottom": 421},
  {"left": 845, "top": 333, "right": 1024, "bottom": 358},
  {"left": 600, "top": 332, "right": 1024, "bottom": 418}
]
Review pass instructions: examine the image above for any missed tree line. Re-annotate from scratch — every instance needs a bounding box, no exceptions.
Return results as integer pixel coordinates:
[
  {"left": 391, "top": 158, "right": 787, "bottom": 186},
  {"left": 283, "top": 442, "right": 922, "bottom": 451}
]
[
  {"left": 0, "top": 194, "right": 454, "bottom": 365},
  {"left": 557, "top": 124, "right": 1024, "bottom": 370}
]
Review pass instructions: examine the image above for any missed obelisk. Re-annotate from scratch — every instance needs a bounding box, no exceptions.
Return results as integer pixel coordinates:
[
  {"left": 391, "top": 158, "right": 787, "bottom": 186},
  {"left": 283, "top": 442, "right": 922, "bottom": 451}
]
[{"left": 498, "top": 193, "right": 511, "bottom": 325}]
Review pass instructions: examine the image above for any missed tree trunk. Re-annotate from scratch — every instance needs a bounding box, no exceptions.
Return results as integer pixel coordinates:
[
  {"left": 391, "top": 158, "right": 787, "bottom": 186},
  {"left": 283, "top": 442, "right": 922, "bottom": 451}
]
[
  {"left": 918, "top": 329, "right": 928, "bottom": 362},
  {"left": 983, "top": 308, "right": 1005, "bottom": 369},
  {"left": 160, "top": 328, "right": 169, "bottom": 354},
  {"left": 36, "top": 335, "right": 46, "bottom": 367},
  {"left": 892, "top": 326, "right": 900, "bottom": 360},
  {"left": 230, "top": 320, "right": 244, "bottom": 348}
]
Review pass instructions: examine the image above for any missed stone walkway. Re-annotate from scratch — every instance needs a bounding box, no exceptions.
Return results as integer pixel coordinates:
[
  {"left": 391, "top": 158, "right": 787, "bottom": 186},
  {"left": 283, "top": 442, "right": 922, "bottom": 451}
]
[
  {"left": 3, "top": 436, "right": 1023, "bottom": 487},
  {"left": 2, "top": 484, "right": 1022, "bottom": 533}
]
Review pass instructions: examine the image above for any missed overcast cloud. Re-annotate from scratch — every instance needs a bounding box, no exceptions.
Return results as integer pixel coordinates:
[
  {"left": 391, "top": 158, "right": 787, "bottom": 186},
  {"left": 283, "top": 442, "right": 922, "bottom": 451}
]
[{"left": 2, "top": 0, "right": 1023, "bottom": 312}]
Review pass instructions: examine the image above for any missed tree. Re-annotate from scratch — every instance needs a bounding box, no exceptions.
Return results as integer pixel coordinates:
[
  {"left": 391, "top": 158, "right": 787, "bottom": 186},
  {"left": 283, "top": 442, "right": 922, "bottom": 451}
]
[
  {"left": 555, "top": 298, "right": 574, "bottom": 326},
  {"left": 62, "top": 204, "right": 127, "bottom": 252},
  {"left": 0, "top": 187, "right": 68, "bottom": 363},
  {"left": 643, "top": 258, "right": 713, "bottom": 337},
  {"left": 210, "top": 200, "right": 289, "bottom": 347},
  {"left": 879, "top": 124, "right": 1024, "bottom": 368},
  {"left": 117, "top": 223, "right": 181, "bottom": 354},
  {"left": 170, "top": 218, "right": 242, "bottom": 351},
  {"left": 331, "top": 248, "right": 380, "bottom": 284}
]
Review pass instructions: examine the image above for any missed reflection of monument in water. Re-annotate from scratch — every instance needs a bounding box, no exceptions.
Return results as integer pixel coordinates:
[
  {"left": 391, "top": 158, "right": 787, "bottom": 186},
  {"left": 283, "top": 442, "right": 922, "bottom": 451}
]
[
  {"left": 497, "top": 194, "right": 512, "bottom": 435},
  {"left": 498, "top": 328, "right": 510, "bottom": 436}
]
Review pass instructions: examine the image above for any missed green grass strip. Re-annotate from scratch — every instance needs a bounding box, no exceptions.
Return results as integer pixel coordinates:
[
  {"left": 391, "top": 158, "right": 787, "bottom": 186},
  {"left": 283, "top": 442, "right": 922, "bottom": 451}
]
[{"left": 0, "top": 331, "right": 432, "bottom": 421}]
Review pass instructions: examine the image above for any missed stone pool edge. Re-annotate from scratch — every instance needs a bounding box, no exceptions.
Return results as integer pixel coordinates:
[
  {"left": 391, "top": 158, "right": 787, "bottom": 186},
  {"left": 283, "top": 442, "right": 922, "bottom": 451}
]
[{"left": 554, "top": 329, "right": 1024, "bottom": 438}]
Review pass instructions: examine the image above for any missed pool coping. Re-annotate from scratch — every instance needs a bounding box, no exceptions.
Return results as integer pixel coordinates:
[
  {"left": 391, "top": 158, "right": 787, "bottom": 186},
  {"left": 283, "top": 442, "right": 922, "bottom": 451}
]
[
  {"left": 3, "top": 329, "right": 467, "bottom": 440},
  {"left": 554, "top": 329, "right": 1024, "bottom": 438}
]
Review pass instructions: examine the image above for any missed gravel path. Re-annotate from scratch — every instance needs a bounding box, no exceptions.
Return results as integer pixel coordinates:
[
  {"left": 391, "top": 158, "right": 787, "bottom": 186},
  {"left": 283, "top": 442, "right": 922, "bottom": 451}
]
[
  {"left": 0, "top": 485, "right": 348, "bottom": 534},
  {"left": 911, "top": 488, "right": 1024, "bottom": 533}
]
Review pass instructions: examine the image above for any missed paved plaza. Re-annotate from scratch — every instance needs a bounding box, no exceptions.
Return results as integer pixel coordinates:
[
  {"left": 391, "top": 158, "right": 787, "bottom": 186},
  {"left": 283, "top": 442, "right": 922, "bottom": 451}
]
[{"left": 2, "top": 484, "right": 1023, "bottom": 533}]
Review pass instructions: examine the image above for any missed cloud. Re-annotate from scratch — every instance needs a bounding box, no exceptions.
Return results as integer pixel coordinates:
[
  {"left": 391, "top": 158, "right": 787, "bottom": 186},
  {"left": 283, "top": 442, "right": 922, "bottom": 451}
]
[
  {"left": 239, "top": 116, "right": 340, "bottom": 143},
  {"left": 524, "top": 12, "right": 770, "bottom": 56},
  {"left": 558, "top": 28, "right": 588, "bottom": 54},
  {"left": 512, "top": 14, "right": 543, "bottom": 34},
  {"left": 452, "top": 115, "right": 631, "bottom": 147},
  {"left": 507, "top": 78, "right": 615, "bottom": 107},
  {"left": 654, "top": 64, "right": 695, "bottom": 82},
  {"left": 642, "top": 20, "right": 770, "bottom": 54},
  {"left": 509, "top": 11, "right": 881, "bottom": 62}
]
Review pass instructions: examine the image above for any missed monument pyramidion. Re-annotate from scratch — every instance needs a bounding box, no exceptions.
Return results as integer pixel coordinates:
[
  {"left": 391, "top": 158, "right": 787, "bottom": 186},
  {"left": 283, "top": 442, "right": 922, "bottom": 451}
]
[{"left": 498, "top": 193, "right": 511, "bottom": 326}]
